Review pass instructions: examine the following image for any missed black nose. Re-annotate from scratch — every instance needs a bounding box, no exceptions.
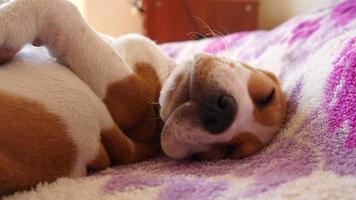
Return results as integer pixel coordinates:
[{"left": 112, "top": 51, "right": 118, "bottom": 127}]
[{"left": 199, "top": 95, "right": 237, "bottom": 134}]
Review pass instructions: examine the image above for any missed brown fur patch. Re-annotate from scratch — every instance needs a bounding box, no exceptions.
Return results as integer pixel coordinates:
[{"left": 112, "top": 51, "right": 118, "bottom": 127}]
[
  {"left": 0, "top": 90, "right": 76, "bottom": 196},
  {"left": 195, "top": 132, "right": 264, "bottom": 160},
  {"left": 100, "top": 126, "right": 160, "bottom": 165},
  {"left": 248, "top": 70, "right": 287, "bottom": 126},
  {"left": 226, "top": 132, "right": 265, "bottom": 159},
  {"left": 104, "top": 63, "right": 162, "bottom": 143},
  {"left": 195, "top": 145, "right": 226, "bottom": 161}
]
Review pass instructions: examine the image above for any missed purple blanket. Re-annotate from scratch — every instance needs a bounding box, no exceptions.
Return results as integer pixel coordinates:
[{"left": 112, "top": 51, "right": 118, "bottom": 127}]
[{"left": 6, "top": 0, "right": 355, "bottom": 199}]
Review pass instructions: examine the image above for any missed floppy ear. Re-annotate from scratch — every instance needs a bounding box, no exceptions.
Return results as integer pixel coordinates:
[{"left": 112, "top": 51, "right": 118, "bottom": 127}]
[{"left": 258, "top": 69, "right": 279, "bottom": 84}]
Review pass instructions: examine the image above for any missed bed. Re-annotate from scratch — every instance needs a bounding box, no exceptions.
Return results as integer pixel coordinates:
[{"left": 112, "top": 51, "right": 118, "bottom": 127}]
[{"left": 5, "top": 0, "right": 355, "bottom": 199}]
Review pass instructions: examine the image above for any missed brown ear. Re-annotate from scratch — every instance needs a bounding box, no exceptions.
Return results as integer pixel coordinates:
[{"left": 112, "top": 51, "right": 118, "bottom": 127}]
[{"left": 258, "top": 69, "right": 279, "bottom": 84}]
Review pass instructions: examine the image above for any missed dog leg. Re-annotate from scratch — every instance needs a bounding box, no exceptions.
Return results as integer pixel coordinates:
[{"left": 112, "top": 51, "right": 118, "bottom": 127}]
[
  {"left": 101, "top": 126, "right": 160, "bottom": 165},
  {"left": 0, "top": 0, "right": 132, "bottom": 98}
]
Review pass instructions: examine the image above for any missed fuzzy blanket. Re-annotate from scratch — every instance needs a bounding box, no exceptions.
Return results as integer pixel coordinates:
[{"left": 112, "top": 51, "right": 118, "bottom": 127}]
[{"left": 6, "top": 0, "right": 355, "bottom": 199}]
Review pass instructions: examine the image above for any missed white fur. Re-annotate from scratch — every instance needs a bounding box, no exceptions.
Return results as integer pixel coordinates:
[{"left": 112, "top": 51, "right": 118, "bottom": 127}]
[{"left": 0, "top": 47, "right": 113, "bottom": 176}]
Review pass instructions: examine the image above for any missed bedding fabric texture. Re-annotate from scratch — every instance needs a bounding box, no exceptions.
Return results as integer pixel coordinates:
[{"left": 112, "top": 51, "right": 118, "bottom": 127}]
[{"left": 5, "top": 0, "right": 355, "bottom": 199}]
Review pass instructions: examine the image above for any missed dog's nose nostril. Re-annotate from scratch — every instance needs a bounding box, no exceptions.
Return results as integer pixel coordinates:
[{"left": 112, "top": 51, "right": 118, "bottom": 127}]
[{"left": 199, "top": 95, "right": 237, "bottom": 134}]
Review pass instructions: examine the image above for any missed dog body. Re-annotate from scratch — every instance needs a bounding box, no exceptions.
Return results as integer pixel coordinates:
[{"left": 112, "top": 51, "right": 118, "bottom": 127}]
[
  {"left": 0, "top": 34, "right": 171, "bottom": 196},
  {"left": 0, "top": 0, "right": 287, "bottom": 196},
  {"left": 0, "top": 0, "right": 174, "bottom": 195}
]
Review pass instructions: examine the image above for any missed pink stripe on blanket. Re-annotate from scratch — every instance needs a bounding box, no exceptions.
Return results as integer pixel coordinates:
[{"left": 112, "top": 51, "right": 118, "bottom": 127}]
[
  {"left": 289, "top": 18, "right": 321, "bottom": 45},
  {"left": 324, "top": 38, "right": 356, "bottom": 149},
  {"left": 331, "top": 0, "right": 356, "bottom": 26}
]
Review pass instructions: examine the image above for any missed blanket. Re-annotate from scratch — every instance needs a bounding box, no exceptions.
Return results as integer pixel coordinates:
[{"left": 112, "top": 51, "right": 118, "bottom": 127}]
[{"left": 5, "top": 0, "right": 355, "bottom": 199}]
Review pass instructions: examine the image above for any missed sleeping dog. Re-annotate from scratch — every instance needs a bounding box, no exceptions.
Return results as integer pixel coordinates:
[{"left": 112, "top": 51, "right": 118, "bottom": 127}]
[{"left": 0, "top": 0, "right": 287, "bottom": 196}]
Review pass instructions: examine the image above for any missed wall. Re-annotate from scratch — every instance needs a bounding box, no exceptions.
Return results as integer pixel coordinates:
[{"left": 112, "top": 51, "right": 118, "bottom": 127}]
[
  {"left": 69, "top": 0, "right": 337, "bottom": 36},
  {"left": 69, "top": 0, "right": 143, "bottom": 37},
  {"left": 68, "top": 0, "right": 86, "bottom": 16},
  {"left": 85, "top": 0, "right": 143, "bottom": 36},
  {"left": 258, "top": 0, "right": 337, "bottom": 29}
]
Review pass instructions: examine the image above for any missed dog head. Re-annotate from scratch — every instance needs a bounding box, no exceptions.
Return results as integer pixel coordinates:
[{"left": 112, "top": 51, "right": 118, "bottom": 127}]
[{"left": 159, "top": 53, "right": 287, "bottom": 160}]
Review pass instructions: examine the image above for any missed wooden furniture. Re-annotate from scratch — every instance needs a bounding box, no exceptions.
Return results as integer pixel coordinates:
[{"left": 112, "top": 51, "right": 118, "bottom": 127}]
[{"left": 142, "top": 0, "right": 259, "bottom": 43}]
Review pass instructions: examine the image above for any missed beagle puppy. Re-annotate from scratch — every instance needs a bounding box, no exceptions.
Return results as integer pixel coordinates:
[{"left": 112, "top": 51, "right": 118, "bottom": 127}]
[{"left": 0, "top": 0, "right": 287, "bottom": 196}]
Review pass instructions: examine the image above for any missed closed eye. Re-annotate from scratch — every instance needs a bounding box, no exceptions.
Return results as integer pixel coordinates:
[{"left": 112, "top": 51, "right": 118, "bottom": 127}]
[{"left": 256, "top": 88, "right": 275, "bottom": 107}]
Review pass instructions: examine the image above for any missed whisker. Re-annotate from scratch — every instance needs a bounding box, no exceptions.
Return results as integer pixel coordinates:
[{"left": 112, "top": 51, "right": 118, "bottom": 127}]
[
  {"left": 187, "top": 31, "right": 207, "bottom": 40},
  {"left": 192, "top": 16, "right": 215, "bottom": 37},
  {"left": 233, "top": 64, "right": 239, "bottom": 72},
  {"left": 191, "top": 17, "right": 231, "bottom": 55},
  {"left": 158, "top": 66, "right": 173, "bottom": 76},
  {"left": 209, "top": 29, "right": 231, "bottom": 57},
  {"left": 137, "top": 87, "right": 160, "bottom": 106},
  {"left": 234, "top": 62, "right": 244, "bottom": 72},
  {"left": 219, "top": 26, "right": 230, "bottom": 36},
  {"left": 157, "top": 70, "right": 172, "bottom": 84}
]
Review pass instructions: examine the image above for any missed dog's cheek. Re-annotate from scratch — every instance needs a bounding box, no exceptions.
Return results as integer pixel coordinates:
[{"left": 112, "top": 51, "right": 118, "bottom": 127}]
[
  {"left": 104, "top": 63, "right": 162, "bottom": 142},
  {"left": 226, "top": 132, "right": 264, "bottom": 159}
]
